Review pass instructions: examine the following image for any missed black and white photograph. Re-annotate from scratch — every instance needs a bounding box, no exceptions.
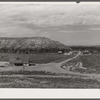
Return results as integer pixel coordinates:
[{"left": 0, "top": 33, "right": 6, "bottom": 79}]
[{"left": 0, "top": 2, "right": 100, "bottom": 88}]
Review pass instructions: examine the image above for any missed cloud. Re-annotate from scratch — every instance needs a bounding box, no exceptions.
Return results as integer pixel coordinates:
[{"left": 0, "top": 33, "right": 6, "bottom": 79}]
[
  {"left": 0, "top": 3, "right": 100, "bottom": 27},
  {"left": 0, "top": 26, "right": 36, "bottom": 37},
  {"left": 0, "top": 3, "right": 100, "bottom": 45},
  {"left": 35, "top": 32, "right": 50, "bottom": 38}
]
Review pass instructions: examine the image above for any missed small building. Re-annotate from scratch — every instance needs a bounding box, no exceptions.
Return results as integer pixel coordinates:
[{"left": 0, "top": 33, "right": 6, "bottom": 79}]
[
  {"left": 0, "top": 61, "right": 9, "bottom": 67},
  {"left": 64, "top": 52, "right": 70, "bottom": 55},
  {"left": 9, "top": 55, "right": 37, "bottom": 66},
  {"left": 9, "top": 56, "right": 29, "bottom": 66},
  {"left": 23, "top": 63, "right": 29, "bottom": 67},
  {"left": 82, "top": 50, "right": 91, "bottom": 55},
  {"left": 64, "top": 51, "right": 72, "bottom": 55},
  {"left": 58, "top": 51, "right": 63, "bottom": 54},
  {"left": 9, "top": 57, "right": 23, "bottom": 66},
  {"left": 28, "top": 59, "right": 36, "bottom": 66},
  {"left": 29, "top": 63, "right": 36, "bottom": 66}
]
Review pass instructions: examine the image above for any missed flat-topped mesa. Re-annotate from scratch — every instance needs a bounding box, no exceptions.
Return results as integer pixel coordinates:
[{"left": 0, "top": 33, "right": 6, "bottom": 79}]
[{"left": 0, "top": 37, "right": 71, "bottom": 53}]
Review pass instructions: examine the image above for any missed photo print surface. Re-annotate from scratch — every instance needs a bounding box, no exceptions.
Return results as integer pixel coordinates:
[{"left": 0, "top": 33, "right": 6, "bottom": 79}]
[{"left": 0, "top": 2, "right": 100, "bottom": 88}]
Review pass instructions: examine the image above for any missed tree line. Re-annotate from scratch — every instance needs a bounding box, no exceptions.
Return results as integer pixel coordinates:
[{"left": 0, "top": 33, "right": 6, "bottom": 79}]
[
  {"left": 0, "top": 47, "right": 70, "bottom": 54},
  {"left": 70, "top": 46, "right": 100, "bottom": 52}
]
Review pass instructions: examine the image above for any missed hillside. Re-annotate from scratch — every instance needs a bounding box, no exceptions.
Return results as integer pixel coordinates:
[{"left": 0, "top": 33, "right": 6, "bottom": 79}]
[{"left": 0, "top": 37, "right": 71, "bottom": 53}]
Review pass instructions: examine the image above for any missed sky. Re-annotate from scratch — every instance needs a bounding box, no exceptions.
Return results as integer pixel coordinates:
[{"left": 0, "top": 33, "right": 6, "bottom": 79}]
[{"left": 0, "top": 2, "right": 100, "bottom": 45}]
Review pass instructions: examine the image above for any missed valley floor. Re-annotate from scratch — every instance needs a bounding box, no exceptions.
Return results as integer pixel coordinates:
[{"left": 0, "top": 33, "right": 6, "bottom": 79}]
[{"left": 0, "top": 52, "right": 100, "bottom": 88}]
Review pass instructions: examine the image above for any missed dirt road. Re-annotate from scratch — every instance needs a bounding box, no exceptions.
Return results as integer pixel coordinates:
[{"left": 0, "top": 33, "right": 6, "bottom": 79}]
[
  {"left": 30, "top": 52, "right": 81, "bottom": 73},
  {"left": 32, "top": 51, "right": 100, "bottom": 81}
]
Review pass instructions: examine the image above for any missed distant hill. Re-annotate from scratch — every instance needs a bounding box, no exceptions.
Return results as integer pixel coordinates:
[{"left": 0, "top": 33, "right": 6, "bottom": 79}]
[{"left": 0, "top": 37, "right": 71, "bottom": 53}]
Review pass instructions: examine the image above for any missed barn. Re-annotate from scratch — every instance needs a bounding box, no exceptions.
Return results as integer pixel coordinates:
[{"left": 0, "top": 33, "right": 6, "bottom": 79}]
[
  {"left": 0, "top": 53, "right": 36, "bottom": 66},
  {"left": 9, "top": 56, "right": 29, "bottom": 66}
]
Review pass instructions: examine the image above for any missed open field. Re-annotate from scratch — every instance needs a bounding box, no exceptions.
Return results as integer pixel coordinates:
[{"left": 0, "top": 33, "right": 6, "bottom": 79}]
[
  {"left": 62, "top": 54, "right": 100, "bottom": 74},
  {"left": 0, "top": 53, "right": 74, "bottom": 64},
  {"left": 0, "top": 52, "right": 77, "bottom": 73},
  {"left": 0, "top": 52, "right": 100, "bottom": 88}
]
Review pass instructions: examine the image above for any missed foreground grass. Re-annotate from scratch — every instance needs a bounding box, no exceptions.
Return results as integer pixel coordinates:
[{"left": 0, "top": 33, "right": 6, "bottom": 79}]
[
  {"left": 0, "top": 76, "right": 100, "bottom": 88},
  {"left": 0, "top": 70, "right": 99, "bottom": 88}
]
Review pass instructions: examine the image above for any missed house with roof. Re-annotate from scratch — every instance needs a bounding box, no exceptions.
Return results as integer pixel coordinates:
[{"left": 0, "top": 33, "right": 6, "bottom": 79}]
[
  {"left": 9, "top": 55, "right": 36, "bottom": 66},
  {"left": 9, "top": 55, "right": 29, "bottom": 66}
]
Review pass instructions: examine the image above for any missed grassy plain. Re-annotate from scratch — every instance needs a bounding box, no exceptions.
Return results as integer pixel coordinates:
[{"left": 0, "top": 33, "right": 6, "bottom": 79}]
[
  {"left": 0, "top": 53, "right": 73, "bottom": 64},
  {"left": 0, "top": 53, "right": 100, "bottom": 88},
  {"left": 63, "top": 54, "right": 100, "bottom": 74}
]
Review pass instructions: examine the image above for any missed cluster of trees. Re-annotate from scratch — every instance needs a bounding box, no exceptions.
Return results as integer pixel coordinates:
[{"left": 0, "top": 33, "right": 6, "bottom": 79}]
[
  {"left": 70, "top": 46, "right": 100, "bottom": 53},
  {"left": 0, "top": 47, "right": 70, "bottom": 54}
]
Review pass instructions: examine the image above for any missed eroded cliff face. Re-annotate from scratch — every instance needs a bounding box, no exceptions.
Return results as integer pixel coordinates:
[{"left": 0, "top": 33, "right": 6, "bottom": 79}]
[{"left": 0, "top": 37, "right": 71, "bottom": 53}]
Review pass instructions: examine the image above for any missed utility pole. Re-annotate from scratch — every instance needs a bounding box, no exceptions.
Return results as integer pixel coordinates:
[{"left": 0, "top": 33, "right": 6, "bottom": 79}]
[{"left": 22, "top": 64, "right": 25, "bottom": 72}]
